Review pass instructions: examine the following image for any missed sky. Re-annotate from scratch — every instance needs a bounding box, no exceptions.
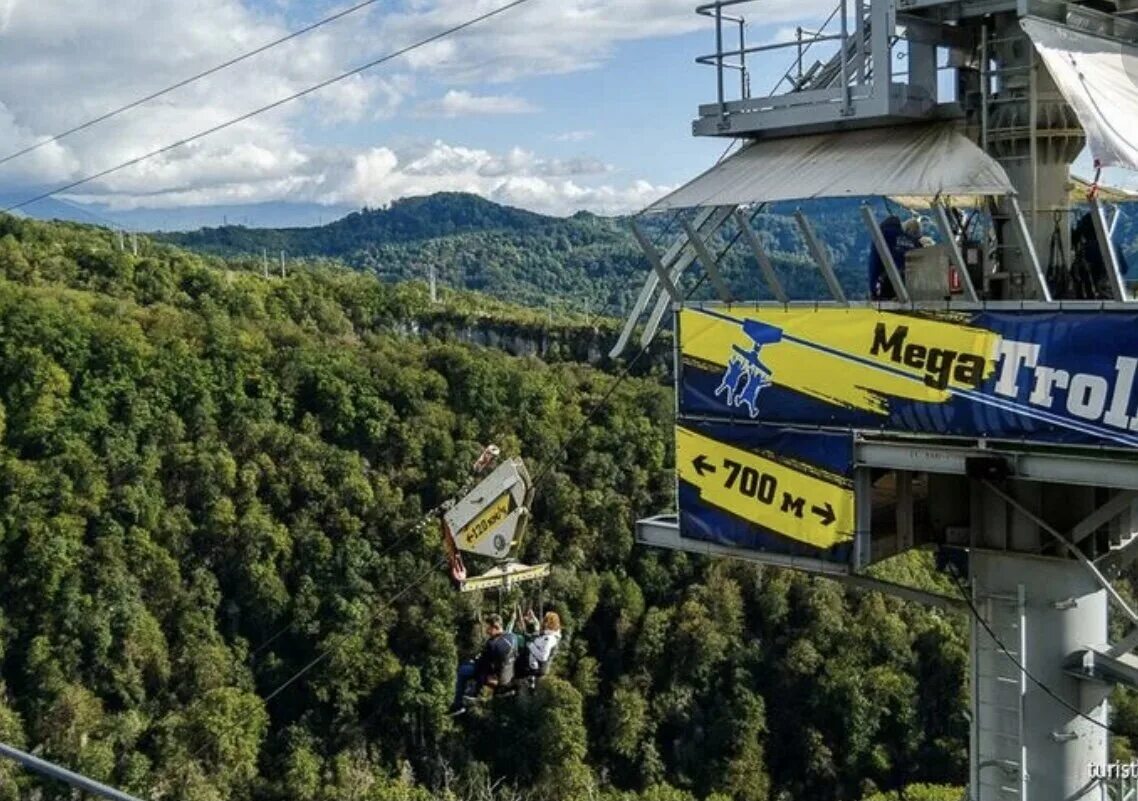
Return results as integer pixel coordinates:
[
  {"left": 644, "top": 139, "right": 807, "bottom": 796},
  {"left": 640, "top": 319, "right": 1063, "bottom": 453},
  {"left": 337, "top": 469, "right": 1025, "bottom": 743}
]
[
  {"left": 0, "top": 0, "right": 842, "bottom": 219},
  {"left": 0, "top": 0, "right": 1127, "bottom": 222}
]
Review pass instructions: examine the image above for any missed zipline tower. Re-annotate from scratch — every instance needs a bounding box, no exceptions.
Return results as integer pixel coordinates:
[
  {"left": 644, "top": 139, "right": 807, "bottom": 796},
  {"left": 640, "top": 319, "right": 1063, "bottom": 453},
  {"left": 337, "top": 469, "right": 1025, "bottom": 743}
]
[{"left": 622, "top": 1, "right": 1138, "bottom": 799}]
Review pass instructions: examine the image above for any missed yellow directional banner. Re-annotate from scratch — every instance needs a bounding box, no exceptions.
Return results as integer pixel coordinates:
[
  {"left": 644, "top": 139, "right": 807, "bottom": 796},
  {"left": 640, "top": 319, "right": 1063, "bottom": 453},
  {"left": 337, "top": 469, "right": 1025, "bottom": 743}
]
[
  {"left": 677, "top": 424, "right": 855, "bottom": 550},
  {"left": 458, "top": 493, "right": 514, "bottom": 549}
]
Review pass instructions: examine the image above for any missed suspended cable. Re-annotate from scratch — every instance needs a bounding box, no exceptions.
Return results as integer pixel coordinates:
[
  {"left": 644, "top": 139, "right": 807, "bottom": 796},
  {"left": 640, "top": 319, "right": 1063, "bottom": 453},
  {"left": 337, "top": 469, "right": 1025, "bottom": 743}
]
[
  {"left": 948, "top": 566, "right": 1133, "bottom": 739},
  {"left": 530, "top": 210, "right": 754, "bottom": 490},
  {"left": 3, "top": 0, "right": 536, "bottom": 214},
  {"left": 174, "top": 556, "right": 443, "bottom": 780},
  {"left": 0, "top": 0, "right": 390, "bottom": 169},
  {"left": 262, "top": 558, "right": 443, "bottom": 704}
]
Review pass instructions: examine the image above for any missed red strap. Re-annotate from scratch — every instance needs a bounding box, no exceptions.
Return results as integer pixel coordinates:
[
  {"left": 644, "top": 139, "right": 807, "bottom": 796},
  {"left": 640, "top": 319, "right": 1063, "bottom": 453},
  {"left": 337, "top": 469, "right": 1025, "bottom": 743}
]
[{"left": 1089, "top": 159, "right": 1102, "bottom": 201}]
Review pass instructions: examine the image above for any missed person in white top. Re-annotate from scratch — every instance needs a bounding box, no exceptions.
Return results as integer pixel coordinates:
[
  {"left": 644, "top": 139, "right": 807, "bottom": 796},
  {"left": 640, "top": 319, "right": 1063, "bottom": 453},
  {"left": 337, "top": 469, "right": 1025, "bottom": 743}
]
[{"left": 518, "top": 609, "right": 562, "bottom": 678}]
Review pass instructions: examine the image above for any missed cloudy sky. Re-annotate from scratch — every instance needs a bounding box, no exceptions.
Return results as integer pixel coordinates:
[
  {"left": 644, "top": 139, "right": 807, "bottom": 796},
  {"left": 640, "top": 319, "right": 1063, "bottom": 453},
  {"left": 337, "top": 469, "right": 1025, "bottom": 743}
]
[
  {"left": 0, "top": 0, "right": 847, "bottom": 218},
  {"left": 0, "top": 0, "right": 1123, "bottom": 220}
]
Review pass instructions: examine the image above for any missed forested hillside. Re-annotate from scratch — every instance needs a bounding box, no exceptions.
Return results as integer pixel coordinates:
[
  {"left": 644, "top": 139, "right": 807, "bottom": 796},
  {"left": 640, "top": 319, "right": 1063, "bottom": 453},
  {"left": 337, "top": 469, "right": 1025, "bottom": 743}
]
[
  {"left": 157, "top": 192, "right": 1138, "bottom": 317},
  {"left": 0, "top": 212, "right": 1112, "bottom": 801},
  {"left": 157, "top": 194, "right": 877, "bottom": 313}
]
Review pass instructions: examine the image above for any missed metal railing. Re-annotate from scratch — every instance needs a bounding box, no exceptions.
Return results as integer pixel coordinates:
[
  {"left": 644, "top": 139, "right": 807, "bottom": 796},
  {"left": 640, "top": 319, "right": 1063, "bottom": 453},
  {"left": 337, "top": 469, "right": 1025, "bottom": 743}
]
[
  {"left": 696, "top": 1, "right": 752, "bottom": 107},
  {"left": 694, "top": 0, "right": 864, "bottom": 113}
]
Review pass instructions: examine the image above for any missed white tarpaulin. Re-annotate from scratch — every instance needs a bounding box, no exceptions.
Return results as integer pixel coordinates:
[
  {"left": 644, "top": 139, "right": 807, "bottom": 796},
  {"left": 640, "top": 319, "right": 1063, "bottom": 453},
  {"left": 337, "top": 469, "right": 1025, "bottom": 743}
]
[
  {"left": 1023, "top": 17, "right": 1138, "bottom": 171},
  {"left": 645, "top": 123, "right": 1014, "bottom": 212}
]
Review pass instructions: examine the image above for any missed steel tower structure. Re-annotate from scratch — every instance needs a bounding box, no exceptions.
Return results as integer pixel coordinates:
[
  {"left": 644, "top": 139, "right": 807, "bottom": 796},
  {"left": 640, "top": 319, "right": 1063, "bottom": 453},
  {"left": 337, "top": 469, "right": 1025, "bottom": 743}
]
[{"left": 623, "top": 1, "right": 1138, "bottom": 798}]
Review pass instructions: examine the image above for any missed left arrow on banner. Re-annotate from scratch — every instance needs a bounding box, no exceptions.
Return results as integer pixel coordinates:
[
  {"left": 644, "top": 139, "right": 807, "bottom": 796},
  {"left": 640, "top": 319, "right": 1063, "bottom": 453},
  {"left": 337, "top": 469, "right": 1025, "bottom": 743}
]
[
  {"left": 692, "top": 454, "right": 717, "bottom": 476},
  {"left": 676, "top": 425, "right": 854, "bottom": 549}
]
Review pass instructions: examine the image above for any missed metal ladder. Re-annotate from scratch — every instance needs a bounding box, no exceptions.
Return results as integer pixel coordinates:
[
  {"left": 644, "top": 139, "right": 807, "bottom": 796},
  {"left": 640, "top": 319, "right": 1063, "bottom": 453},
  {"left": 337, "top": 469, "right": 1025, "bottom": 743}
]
[
  {"left": 794, "top": 12, "right": 873, "bottom": 92},
  {"left": 973, "top": 586, "right": 1027, "bottom": 801}
]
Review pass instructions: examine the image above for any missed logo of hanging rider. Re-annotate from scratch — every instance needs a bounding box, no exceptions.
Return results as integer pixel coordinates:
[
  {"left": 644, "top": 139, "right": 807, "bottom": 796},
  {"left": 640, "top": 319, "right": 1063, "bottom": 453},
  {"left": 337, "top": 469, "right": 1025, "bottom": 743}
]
[{"left": 714, "top": 320, "right": 784, "bottom": 418}]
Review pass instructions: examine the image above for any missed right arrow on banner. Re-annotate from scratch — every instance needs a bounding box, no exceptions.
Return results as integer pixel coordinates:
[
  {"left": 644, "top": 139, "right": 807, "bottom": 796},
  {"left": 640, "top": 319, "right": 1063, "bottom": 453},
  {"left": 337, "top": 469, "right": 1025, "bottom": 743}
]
[{"left": 676, "top": 423, "right": 855, "bottom": 558}]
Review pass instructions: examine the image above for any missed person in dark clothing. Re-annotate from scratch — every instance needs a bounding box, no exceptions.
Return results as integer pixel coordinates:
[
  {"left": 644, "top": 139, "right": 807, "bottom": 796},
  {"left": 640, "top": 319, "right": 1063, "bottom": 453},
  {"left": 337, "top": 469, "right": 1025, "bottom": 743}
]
[
  {"left": 449, "top": 614, "right": 517, "bottom": 715},
  {"left": 868, "top": 215, "right": 919, "bottom": 300},
  {"left": 1071, "top": 210, "right": 1130, "bottom": 299}
]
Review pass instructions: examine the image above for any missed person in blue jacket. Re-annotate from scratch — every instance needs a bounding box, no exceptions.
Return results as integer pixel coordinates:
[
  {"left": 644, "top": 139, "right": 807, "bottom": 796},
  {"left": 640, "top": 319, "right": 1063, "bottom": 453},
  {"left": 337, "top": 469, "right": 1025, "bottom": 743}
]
[{"left": 868, "top": 215, "right": 919, "bottom": 300}]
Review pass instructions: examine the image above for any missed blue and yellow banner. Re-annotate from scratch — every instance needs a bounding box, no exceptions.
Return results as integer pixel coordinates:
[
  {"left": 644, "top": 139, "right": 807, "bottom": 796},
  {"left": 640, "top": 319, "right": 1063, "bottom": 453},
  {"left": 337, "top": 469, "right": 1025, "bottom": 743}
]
[
  {"left": 678, "top": 421, "right": 856, "bottom": 563},
  {"left": 679, "top": 307, "right": 1138, "bottom": 449}
]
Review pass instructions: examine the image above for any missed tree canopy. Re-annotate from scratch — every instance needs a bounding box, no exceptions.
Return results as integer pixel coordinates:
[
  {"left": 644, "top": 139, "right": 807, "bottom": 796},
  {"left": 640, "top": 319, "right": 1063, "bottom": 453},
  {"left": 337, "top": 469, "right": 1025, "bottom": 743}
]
[{"left": 0, "top": 210, "right": 1092, "bottom": 801}]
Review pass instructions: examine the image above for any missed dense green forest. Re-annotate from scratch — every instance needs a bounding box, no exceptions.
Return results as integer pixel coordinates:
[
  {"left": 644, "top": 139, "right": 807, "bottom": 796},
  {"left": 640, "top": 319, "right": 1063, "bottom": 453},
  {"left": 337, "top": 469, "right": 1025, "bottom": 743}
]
[
  {"left": 9, "top": 213, "right": 1138, "bottom": 800},
  {"left": 157, "top": 192, "right": 1138, "bottom": 317}
]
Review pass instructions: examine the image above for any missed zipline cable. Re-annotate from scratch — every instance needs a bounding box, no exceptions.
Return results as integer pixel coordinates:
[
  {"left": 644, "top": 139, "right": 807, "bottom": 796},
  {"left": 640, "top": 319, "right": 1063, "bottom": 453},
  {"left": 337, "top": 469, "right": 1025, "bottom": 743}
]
[
  {"left": 3, "top": 0, "right": 537, "bottom": 213},
  {"left": 948, "top": 566, "right": 1133, "bottom": 738},
  {"left": 0, "top": 0, "right": 391, "bottom": 169}
]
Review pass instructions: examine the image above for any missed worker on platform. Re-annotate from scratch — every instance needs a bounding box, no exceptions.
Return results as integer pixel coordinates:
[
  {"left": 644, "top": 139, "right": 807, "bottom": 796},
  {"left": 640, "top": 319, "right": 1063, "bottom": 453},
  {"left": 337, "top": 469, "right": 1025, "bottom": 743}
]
[
  {"left": 868, "top": 215, "right": 919, "bottom": 300},
  {"left": 1071, "top": 210, "right": 1130, "bottom": 299},
  {"left": 449, "top": 614, "right": 516, "bottom": 716}
]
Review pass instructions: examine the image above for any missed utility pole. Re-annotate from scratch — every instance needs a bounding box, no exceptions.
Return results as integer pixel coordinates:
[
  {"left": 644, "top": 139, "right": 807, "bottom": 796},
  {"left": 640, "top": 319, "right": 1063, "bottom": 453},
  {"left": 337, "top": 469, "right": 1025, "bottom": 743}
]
[
  {"left": 279, "top": 250, "right": 285, "bottom": 278},
  {"left": 130, "top": 233, "right": 138, "bottom": 256},
  {"left": 429, "top": 265, "right": 438, "bottom": 303},
  {"left": 262, "top": 249, "right": 269, "bottom": 278},
  {"left": 116, "top": 230, "right": 124, "bottom": 251}
]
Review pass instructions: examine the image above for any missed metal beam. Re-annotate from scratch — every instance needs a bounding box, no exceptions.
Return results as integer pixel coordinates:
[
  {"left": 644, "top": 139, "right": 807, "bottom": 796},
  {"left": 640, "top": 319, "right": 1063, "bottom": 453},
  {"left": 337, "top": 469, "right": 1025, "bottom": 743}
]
[
  {"left": 733, "top": 209, "right": 788, "bottom": 303},
  {"left": 794, "top": 209, "right": 848, "bottom": 303},
  {"left": 1070, "top": 490, "right": 1138, "bottom": 545},
  {"left": 636, "top": 515, "right": 965, "bottom": 611},
  {"left": 1100, "top": 533, "right": 1138, "bottom": 576},
  {"left": 610, "top": 206, "right": 719, "bottom": 358},
  {"left": 932, "top": 201, "right": 981, "bottom": 302},
  {"left": 1008, "top": 195, "right": 1053, "bottom": 302},
  {"left": 630, "top": 221, "right": 681, "bottom": 303},
  {"left": 841, "top": 572, "right": 968, "bottom": 613},
  {"left": 0, "top": 741, "right": 143, "bottom": 801},
  {"left": 861, "top": 204, "right": 910, "bottom": 303},
  {"left": 681, "top": 217, "right": 733, "bottom": 302},
  {"left": 1090, "top": 195, "right": 1128, "bottom": 302},
  {"left": 982, "top": 480, "right": 1138, "bottom": 626},
  {"left": 855, "top": 438, "right": 1138, "bottom": 491},
  {"left": 1065, "top": 647, "right": 1138, "bottom": 690},
  {"left": 640, "top": 205, "right": 735, "bottom": 348},
  {"left": 1107, "top": 625, "right": 1138, "bottom": 658}
]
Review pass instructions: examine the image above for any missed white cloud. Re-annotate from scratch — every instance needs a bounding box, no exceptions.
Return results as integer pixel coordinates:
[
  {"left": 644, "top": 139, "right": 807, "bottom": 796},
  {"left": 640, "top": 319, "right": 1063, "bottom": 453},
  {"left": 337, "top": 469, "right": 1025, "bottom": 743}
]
[
  {"left": 70, "top": 139, "right": 668, "bottom": 217},
  {"left": 552, "top": 130, "right": 595, "bottom": 143},
  {"left": 416, "top": 89, "right": 538, "bottom": 118},
  {"left": 0, "top": 0, "right": 711, "bottom": 216},
  {"left": 378, "top": 0, "right": 836, "bottom": 82}
]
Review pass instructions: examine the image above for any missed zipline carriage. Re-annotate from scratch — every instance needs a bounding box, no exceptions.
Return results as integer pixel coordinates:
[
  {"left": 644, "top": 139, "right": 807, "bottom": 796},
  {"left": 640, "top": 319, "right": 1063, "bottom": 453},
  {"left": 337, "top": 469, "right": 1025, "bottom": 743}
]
[{"left": 441, "top": 446, "right": 550, "bottom": 594}]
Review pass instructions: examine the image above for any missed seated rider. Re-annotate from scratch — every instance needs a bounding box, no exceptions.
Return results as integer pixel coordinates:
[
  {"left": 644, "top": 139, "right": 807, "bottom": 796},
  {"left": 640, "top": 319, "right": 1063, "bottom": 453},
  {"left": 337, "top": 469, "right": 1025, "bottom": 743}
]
[
  {"left": 515, "top": 609, "right": 562, "bottom": 682},
  {"left": 449, "top": 614, "right": 516, "bottom": 716}
]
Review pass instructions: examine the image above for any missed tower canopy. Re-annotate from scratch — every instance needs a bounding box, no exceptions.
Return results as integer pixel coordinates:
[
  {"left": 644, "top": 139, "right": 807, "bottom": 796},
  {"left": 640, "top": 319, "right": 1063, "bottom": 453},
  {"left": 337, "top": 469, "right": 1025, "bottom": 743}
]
[
  {"left": 1022, "top": 17, "right": 1138, "bottom": 170},
  {"left": 646, "top": 123, "right": 1014, "bottom": 212}
]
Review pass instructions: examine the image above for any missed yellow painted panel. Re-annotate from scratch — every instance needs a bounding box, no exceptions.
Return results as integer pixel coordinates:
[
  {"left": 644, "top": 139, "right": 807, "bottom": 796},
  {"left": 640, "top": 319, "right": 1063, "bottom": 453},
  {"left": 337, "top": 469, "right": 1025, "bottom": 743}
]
[
  {"left": 457, "top": 493, "right": 514, "bottom": 550},
  {"left": 680, "top": 308, "right": 1002, "bottom": 414},
  {"left": 677, "top": 425, "right": 854, "bottom": 549}
]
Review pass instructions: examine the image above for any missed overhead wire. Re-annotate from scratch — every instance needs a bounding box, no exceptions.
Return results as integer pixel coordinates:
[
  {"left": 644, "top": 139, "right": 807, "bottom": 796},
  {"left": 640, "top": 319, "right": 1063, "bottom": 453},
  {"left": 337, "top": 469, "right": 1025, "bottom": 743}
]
[
  {"left": 124, "top": 5, "right": 553, "bottom": 777},
  {"left": 175, "top": 557, "right": 445, "bottom": 779},
  {"left": 3, "top": 0, "right": 537, "bottom": 214},
  {"left": 530, "top": 205, "right": 756, "bottom": 490},
  {"left": 947, "top": 565, "right": 1134, "bottom": 739},
  {"left": 255, "top": 141, "right": 752, "bottom": 697},
  {"left": 261, "top": 558, "right": 445, "bottom": 704},
  {"left": 0, "top": 0, "right": 391, "bottom": 169}
]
